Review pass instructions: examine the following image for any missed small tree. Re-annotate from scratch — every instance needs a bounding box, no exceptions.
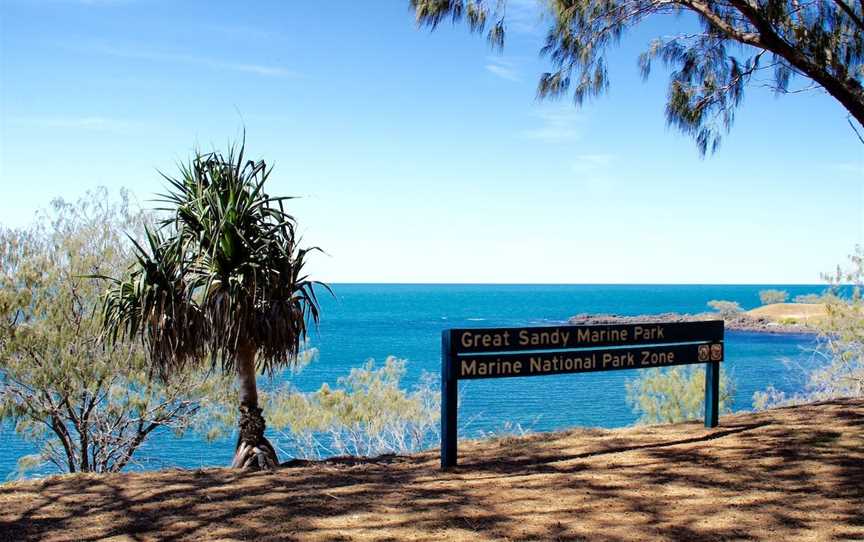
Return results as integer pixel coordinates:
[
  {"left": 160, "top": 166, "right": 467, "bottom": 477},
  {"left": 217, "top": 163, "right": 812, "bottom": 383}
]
[
  {"left": 794, "top": 293, "right": 824, "bottom": 304},
  {"left": 98, "top": 142, "right": 327, "bottom": 470},
  {"left": 627, "top": 365, "right": 735, "bottom": 424},
  {"left": 267, "top": 357, "right": 440, "bottom": 459},
  {"left": 707, "top": 299, "right": 743, "bottom": 318},
  {"left": 759, "top": 289, "right": 789, "bottom": 305},
  {"left": 755, "top": 248, "right": 864, "bottom": 409},
  {"left": 0, "top": 189, "right": 229, "bottom": 476}
]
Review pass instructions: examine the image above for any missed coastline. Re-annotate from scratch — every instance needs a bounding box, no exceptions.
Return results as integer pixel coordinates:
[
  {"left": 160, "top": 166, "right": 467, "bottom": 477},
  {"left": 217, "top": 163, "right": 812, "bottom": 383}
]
[{"left": 568, "top": 311, "right": 819, "bottom": 335}]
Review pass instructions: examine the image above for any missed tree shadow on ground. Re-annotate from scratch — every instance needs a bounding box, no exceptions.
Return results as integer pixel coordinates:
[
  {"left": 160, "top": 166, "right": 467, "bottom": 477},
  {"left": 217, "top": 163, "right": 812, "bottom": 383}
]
[{"left": 1, "top": 398, "right": 862, "bottom": 541}]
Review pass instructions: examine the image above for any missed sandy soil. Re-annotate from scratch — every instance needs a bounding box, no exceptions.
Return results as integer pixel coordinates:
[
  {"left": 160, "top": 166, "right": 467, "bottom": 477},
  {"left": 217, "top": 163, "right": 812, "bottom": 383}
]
[
  {"left": 746, "top": 303, "right": 828, "bottom": 324},
  {"left": 1, "top": 398, "right": 862, "bottom": 542}
]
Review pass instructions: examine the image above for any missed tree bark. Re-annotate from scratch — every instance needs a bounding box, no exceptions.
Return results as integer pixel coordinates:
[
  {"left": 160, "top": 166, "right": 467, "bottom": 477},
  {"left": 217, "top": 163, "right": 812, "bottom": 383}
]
[{"left": 230, "top": 340, "right": 278, "bottom": 469}]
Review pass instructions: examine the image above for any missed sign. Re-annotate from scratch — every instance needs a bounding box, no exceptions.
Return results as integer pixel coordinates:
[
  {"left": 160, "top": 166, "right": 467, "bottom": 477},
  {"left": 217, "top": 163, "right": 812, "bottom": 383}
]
[{"left": 440, "top": 320, "right": 724, "bottom": 468}]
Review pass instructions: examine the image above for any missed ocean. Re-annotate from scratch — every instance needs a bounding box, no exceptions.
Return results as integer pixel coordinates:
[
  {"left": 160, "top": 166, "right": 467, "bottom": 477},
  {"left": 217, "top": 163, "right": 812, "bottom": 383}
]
[{"left": 1, "top": 284, "right": 824, "bottom": 479}]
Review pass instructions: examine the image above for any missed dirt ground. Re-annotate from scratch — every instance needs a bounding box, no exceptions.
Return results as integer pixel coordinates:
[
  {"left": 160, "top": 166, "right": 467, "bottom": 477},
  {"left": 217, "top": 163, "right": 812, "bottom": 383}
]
[{"left": 1, "top": 398, "right": 862, "bottom": 542}]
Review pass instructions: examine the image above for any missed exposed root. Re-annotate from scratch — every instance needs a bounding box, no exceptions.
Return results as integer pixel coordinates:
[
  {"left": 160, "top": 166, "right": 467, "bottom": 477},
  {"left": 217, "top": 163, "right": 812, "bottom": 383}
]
[
  {"left": 231, "top": 404, "right": 278, "bottom": 470},
  {"left": 231, "top": 438, "right": 278, "bottom": 470}
]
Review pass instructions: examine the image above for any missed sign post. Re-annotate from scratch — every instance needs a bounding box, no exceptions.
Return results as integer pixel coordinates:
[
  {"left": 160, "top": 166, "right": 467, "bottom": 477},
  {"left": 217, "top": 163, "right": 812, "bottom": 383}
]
[
  {"left": 705, "top": 359, "right": 720, "bottom": 427},
  {"left": 440, "top": 320, "right": 724, "bottom": 469},
  {"left": 441, "top": 330, "right": 458, "bottom": 469}
]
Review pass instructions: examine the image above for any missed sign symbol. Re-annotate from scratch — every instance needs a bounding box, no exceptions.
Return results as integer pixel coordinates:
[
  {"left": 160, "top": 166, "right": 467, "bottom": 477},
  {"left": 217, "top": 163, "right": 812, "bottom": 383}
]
[
  {"left": 711, "top": 344, "right": 723, "bottom": 361},
  {"left": 698, "top": 344, "right": 710, "bottom": 362}
]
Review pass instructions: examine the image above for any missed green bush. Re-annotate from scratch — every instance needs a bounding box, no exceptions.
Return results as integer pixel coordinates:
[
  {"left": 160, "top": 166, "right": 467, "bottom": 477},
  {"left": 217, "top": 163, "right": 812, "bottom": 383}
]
[
  {"left": 626, "top": 365, "right": 736, "bottom": 424},
  {"left": 759, "top": 289, "right": 789, "bottom": 305},
  {"left": 707, "top": 299, "right": 743, "bottom": 318},
  {"left": 754, "top": 248, "right": 864, "bottom": 410},
  {"left": 265, "top": 357, "right": 439, "bottom": 459},
  {"left": 793, "top": 293, "right": 823, "bottom": 304},
  {"left": 0, "top": 189, "right": 231, "bottom": 477}
]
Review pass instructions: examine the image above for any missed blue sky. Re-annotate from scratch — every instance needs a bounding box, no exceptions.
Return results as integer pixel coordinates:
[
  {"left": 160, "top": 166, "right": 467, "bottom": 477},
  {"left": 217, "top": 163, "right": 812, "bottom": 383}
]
[{"left": 1, "top": 0, "right": 862, "bottom": 284}]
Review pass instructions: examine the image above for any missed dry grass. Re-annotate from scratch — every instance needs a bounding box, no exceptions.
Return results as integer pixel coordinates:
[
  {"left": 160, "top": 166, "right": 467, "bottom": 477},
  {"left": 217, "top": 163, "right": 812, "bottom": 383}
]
[
  {"left": 747, "top": 303, "right": 829, "bottom": 325},
  {"left": 1, "top": 398, "right": 862, "bottom": 541}
]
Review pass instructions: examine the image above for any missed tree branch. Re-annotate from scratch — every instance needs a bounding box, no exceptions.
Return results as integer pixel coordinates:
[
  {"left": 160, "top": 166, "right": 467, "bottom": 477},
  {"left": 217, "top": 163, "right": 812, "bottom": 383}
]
[
  {"left": 726, "top": 0, "right": 864, "bottom": 126},
  {"left": 676, "top": 0, "right": 764, "bottom": 47},
  {"left": 848, "top": 115, "right": 864, "bottom": 144},
  {"left": 832, "top": 0, "right": 864, "bottom": 31}
]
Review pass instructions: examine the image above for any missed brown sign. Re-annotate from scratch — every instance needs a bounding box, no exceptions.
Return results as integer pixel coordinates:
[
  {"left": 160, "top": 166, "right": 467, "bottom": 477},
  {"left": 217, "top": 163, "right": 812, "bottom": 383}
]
[
  {"left": 440, "top": 320, "right": 725, "bottom": 468},
  {"left": 455, "top": 342, "right": 723, "bottom": 379},
  {"left": 452, "top": 320, "right": 724, "bottom": 355}
]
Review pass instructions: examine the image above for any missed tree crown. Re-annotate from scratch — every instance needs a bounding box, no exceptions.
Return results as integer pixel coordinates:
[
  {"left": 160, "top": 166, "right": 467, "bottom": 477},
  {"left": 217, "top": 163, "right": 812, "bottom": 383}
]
[
  {"left": 411, "top": 0, "right": 864, "bottom": 153},
  {"left": 100, "top": 142, "right": 327, "bottom": 379}
]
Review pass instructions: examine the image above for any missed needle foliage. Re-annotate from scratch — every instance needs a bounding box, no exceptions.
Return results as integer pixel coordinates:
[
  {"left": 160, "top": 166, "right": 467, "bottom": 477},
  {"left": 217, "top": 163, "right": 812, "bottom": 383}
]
[
  {"left": 0, "top": 189, "right": 230, "bottom": 476},
  {"left": 411, "top": 0, "right": 864, "bottom": 153}
]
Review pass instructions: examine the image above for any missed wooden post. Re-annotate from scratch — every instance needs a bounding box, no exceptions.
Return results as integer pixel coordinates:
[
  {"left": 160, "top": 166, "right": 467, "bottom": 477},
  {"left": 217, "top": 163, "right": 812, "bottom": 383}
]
[
  {"left": 441, "top": 330, "right": 458, "bottom": 469},
  {"left": 704, "top": 360, "right": 720, "bottom": 428}
]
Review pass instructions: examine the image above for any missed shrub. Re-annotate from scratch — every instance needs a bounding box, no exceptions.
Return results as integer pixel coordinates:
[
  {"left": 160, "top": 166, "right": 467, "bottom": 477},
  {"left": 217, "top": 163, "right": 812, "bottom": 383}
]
[
  {"left": 266, "top": 357, "right": 439, "bottom": 459},
  {"left": 754, "top": 248, "right": 864, "bottom": 410},
  {"left": 759, "top": 289, "right": 789, "bottom": 305},
  {"left": 626, "top": 365, "right": 736, "bottom": 424},
  {"left": 793, "top": 293, "right": 823, "bottom": 304},
  {"left": 0, "top": 189, "right": 230, "bottom": 477},
  {"left": 707, "top": 299, "right": 743, "bottom": 318}
]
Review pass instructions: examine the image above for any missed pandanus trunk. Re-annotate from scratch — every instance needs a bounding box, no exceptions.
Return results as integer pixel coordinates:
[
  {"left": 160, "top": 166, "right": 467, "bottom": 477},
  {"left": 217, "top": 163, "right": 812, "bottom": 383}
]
[{"left": 231, "top": 341, "right": 279, "bottom": 469}]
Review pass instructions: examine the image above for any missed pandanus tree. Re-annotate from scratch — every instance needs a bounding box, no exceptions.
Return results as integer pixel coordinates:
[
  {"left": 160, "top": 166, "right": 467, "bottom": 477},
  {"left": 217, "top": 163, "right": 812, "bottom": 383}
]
[{"left": 99, "top": 142, "right": 326, "bottom": 469}]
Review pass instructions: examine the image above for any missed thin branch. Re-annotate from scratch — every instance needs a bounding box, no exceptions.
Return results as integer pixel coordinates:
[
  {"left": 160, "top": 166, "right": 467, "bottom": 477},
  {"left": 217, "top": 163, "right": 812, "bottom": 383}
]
[
  {"left": 848, "top": 115, "right": 864, "bottom": 144},
  {"left": 832, "top": 0, "right": 864, "bottom": 30},
  {"left": 677, "top": 0, "right": 764, "bottom": 47}
]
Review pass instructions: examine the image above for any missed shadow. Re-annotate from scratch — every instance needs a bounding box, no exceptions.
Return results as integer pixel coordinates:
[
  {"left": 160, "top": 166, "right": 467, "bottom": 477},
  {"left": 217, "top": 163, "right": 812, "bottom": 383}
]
[
  {"left": 281, "top": 453, "right": 407, "bottom": 469},
  {"left": 1, "top": 398, "right": 862, "bottom": 541},
  {"left": 455, "top": 421, "right": 771, "bottom": 474}
]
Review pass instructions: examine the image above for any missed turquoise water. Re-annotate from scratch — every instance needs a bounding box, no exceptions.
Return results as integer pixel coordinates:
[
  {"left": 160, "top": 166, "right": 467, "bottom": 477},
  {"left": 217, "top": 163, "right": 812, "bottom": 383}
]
[{"left": 1, "top": 284, "right": 822, "bottom": 478}]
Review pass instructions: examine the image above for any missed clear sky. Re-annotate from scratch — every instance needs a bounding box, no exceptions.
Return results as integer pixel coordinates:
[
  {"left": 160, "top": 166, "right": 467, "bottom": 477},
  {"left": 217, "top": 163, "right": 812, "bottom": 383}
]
[{"left": 1, "top": 1, "right": 862, "bottom": 284}]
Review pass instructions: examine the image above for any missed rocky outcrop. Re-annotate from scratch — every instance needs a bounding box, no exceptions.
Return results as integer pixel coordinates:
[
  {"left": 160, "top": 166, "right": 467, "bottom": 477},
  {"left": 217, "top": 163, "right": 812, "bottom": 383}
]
[{"left": 567, "top": 312, "right": 817, "bottom": 334}]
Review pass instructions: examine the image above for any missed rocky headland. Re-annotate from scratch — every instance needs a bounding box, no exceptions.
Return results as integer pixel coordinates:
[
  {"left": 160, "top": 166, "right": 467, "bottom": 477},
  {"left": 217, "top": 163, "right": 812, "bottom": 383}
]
[{"left": 568, "top": 311, "right": 818, "bottom": 334}]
